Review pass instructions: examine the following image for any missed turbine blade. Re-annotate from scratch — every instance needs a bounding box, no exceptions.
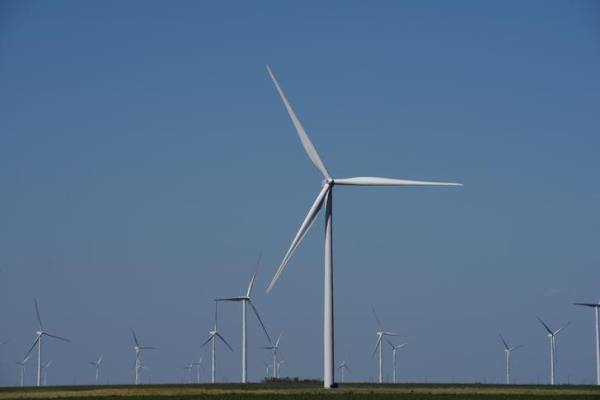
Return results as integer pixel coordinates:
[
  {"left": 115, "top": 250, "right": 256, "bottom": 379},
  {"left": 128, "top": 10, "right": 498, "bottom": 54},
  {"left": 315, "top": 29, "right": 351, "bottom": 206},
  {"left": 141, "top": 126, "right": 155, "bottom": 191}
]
[
  {"left": 215, "top": 297, "right": 245, "bottom": 302},
  {"left": 246, "top": 252, "right": 261, "bottom": 297},
  {"left": 384, "top": 338, "right": 395, "bottom": 349},
  {"left": 23, "top": 336, "right": 40, "bottom": 361},
  {"left": 275, "top": 332, "right": 283, "bottom": 347},
  {"left": 140, "top": 346, "right": 156, "bottom": 350},
  {"left": 45, "top": 333, "right": 70, "bottom": 342},
  {"left": 216, "top": 332, "right": 234, "bottom": 352},
  {"left": 512, "top": 345, "right": 524, "bottom": 351},
  {"left": 249, "top": 301, "right": 272, "bottom": 344},
  {"left": 266, "top": 65, "right": 330, "bottom": 179},
  {"left": 201, "top": 334, "right": 215, "bottom": 348},
  {"left": 98, "top": 355, "right": 103, "bottom": 364},
  {"left": 382, "top": 331, "right": 400, "bottom": 337},
  {"left": 536, "top": 316, "right": 554, "bottom": 335},
  {"left": 34, "top": 298, "right": 43, "bottom": 330},
  {"left": 371, "top": 306, "right": 384, "bottom": 330},
  {"left": 131, "top": 330, "right": 140, "bottom": 347},
  {"left": 555, "top": 321, "right": 571, "bottom": 335},
  {"left": 372, "top": 336, "right": 382, "bottom": 357},
  {"left": 335, "top": 177, "right": 462, "bottom": 186},
  {"left": 266, "top": 185, "right": 329, "bottom": 293},
  {"left": 499, "top": 334, "right": 510, "bottom": 350},
  {"left": 574, "top": 302, "right": 600, "bottom": 308}
]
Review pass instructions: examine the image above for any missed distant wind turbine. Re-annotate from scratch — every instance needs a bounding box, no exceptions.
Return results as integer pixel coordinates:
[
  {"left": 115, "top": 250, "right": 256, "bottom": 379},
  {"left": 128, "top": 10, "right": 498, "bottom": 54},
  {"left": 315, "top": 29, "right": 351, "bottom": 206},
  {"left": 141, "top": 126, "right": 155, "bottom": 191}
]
[
  {"left": 192, "top": 357, "right": 204, "bottom": 384},
  {"left": 216, "top": 253, "right": 272, "bottom": 383},
  {"left": 263, "top": 362, "right": 270, "bottom": 379},
  {"left": 183, "top": 362, "right": 194, "bottom": 383},
  {"left": 537, "top": 317, "right": 570, "bottom": 385},
  {"left": 386, "top": 340, "right": 406, "bottom": 384},
  {"left": 574, "top": 301, "right": 600, "bottom": 385},
  {"left": 371, "top": 306, "right": 399, "bottom": 384},
  {"left": 88, "top": 354, "right": 103, "bottom": 384},
  {"left": 338, "top": 360, "right": 350, "bottom": 383},
  {"left": 16, "top": 355, "right": 31, "bottom": 387},
  {"left": 264, "top": 65, "right": 462, "bottom": 388},
  {"left": 262, "top": 332, "right": 283, "bottom": 378},
  {"left": 23, "top": 299, "right": 69, "bottom": 386},
  {"left": 41, "top": 360, "right": 52, "bottom": 386},
  {"left": 132, "top": 330, "right": 155, "bottom": 385},
  {"left": 202, "top": 301, "right": 233, "bottom": 383},
  {"left": 499, "top": 334, "right": 522, "bottom": 384}
]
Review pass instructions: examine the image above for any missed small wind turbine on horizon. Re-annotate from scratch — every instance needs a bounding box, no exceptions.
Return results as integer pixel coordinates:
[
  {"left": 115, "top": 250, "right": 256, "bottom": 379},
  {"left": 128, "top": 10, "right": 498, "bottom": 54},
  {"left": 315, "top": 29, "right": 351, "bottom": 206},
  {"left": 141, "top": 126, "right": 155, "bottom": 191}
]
[
  {"left": 264, "top": 65, "right": 462, "bottom": 388},
  {"left": 262, "top": 332, "right": 283, "bottom": 378},
  {"left": 574, "top": 301, "right": 600, "bottom": 385},
  {"left": 537, "top": 317, "right": 570, "bottom": 385},
  {"left": 23, "top": 299, "right": 70, "bottom": 387},
  {"left": 338, "top": 360, "right": 350, "bottom": 383},
  {"left": 386, "top": 340, "right": 406, "bottom": 384},
  {"left": 183, "top": 362, "right": 194, "bottom": 384},
  {"left": 499, "top": 334, "right": 522, "bottom": 385},
  {"left": 216, "top": 253, "right": 272, "bottom": 383},
  {"left": 192, "top": 357, "right": 204, "bottom": 384},
  {"left": 41, "top": 360, "right": 52, "bottom": 386},
  {"left": 132, "top": 330, "right": 155, "bottom": 385},
  {"left": 16, "top": 355, "right": 31, "bottom": 387},
  {"left": 371, "top": 306, "right": 399, "bottom": 384},
  {"left": 202, "top": 301, "right": 233, "bottom": 384},
  {"left": 88, "top": 354, "right": 103, "bottom": 384}
]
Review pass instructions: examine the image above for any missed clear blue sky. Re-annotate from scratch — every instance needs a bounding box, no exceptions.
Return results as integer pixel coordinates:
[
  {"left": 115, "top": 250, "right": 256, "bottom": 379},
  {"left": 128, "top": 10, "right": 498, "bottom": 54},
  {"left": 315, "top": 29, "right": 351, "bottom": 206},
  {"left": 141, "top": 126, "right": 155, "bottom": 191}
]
[{"left": 1, "top": 0, "right": 599, "bottom": 385}]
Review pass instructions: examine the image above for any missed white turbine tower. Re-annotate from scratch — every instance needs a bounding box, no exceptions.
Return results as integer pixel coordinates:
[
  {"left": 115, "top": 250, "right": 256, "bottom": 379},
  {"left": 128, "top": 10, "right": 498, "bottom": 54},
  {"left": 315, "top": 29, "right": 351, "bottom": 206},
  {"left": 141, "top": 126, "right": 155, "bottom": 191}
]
[
  {"left": 574, "top": 301, "right": 600, "bottom": 385},
  {"left": 202, "top": 301, "right": 233, "bottom": 384},
  {"left": 386, "top": 340, "right": 407, "bottom": 384},
  {"left": 261, "top": 332, "right": 283, "bottom": 378},
  {"left": 16, "top": 355, "right": 31, "bottom": 387},
  {"left": 216, "top": 254, "right": 272, "bottom": 383},
  {"left": 338, "top": 360, "right": 350, "bottom": 383},
  {"left": 264, "top": 65, "right": 462, "bottom": 389},
  {"left": 537, "top": 317, "right": 570, "bottom": 385},
  {"left": 23, "top": 299, "right": 69, "bottom": 387},
  {"left": 41, "top": 360, "right": 52, "bottom": 386},
  {"left": 372, "top": 306, "right": 399, "bottom": 384},
  {"left": 263, "top": 362, "right": 270, "bottom": 379},
  {"left": 499, "top": 335, "right": 522, "bottom": 385},
  {"left": 132, "top": 330, "right": 155, "bottom": 385},
  {"left": 192, "top": 357, "right": 204, "bottom": 384},
  {"left": 88, "top": 354, "right": 103, "bottom": 384}
]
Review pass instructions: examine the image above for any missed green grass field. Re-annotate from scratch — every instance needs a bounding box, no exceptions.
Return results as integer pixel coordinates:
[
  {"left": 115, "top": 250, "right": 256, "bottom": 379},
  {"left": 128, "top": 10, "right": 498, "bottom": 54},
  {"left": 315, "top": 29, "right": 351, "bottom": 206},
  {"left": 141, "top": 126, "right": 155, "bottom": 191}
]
[{"left": 1, "top": 383, "right": 600, "bottom": 400}]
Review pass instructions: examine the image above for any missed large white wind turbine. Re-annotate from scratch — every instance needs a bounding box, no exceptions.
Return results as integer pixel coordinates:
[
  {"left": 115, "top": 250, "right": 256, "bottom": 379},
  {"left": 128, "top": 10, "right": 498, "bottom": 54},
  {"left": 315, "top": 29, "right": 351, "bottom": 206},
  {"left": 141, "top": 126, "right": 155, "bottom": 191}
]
[
  {"left": 338, "top": 360, "right": 350, "bottom": 383},
  {"left": 386, "top": 340, "right": 406, "bottom": 384},
  {"left": 261, "top": 332, "right": 283, "bottom": 378},
  {"left": 132, "top": 330, "right": 155, "bottom": 385},
  {"left": 16, "top": 355, "right": 31, "bottom": 387},
  {"left": 202, "top": 301, "right": 234, "bottom": 384},
  {"left": 264, "top": 65, "right": 462, "bottom": 388},
  {"left": 574, "top": 301, "right": 600, "bottom": 385},
  {"left": 88, "top": 355, "right": 103, "bottom": 384},
  {"left": 23, "top": 299, "right": 69, "bottom": 387},
  {"left": 499, "top": 334, "right": 522, "bottom": 384},
  {"left": 216, "top": 254, "right": 272, "bottom": 383},
  {"left": 537, "top": 317, "right": 570, "bottom": 385},
  {"left": 372, "top": 307, "right": 399, "bottom": 384}
]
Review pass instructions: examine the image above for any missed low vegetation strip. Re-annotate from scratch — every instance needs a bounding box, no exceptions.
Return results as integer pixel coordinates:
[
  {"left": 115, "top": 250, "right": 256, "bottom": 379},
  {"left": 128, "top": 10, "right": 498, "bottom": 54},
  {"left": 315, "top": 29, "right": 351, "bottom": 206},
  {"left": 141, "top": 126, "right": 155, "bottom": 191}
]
[{"left": 0, "top": 384, "right": 599, "bottom": 400}]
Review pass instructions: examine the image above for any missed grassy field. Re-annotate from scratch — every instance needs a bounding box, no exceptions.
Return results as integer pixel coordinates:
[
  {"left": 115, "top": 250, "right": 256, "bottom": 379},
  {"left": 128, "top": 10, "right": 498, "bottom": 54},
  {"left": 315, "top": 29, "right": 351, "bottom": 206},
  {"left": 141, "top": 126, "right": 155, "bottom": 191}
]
[{"left": 1, "top": 383, "right": 600, "bottom": 400}]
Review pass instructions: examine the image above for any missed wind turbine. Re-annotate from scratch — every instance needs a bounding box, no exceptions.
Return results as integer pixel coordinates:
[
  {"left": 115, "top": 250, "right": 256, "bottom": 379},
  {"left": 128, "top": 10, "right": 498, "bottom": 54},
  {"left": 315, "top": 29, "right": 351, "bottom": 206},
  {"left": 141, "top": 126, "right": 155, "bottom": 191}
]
[
  {"left": 41, "top": 360, "right": 52, "bottom": 386},
  {"left": 263, "top": 362, "right": 270, "bottom": 379},
  {"left": 183, "top": 362, "right": 194, "bottom": 383},
  {"left": 16, "top": 355, "right": 31, "bottom": 387},
  {"left": 386, "top": 340, "right": 407, "bottom": 384},
  {"left": 574, "top": 301, "right": 600, "bottom": 385},
  {"left": 202, "top": 301, "right": 234, "bottom": 384},
  {"left": 88, "top": 355, "right": 103, "bottom": 384},
  {"left": 537, "top": 317, "right": 570, "bottom": 385},
  {"left": 261, "top": 332, "right": 283, "bottom": 378},
  {"left": 23, "top": 299, "right": 69, "bottom": 386},
  {"left": 499, "top": 335, "right": 522, "bottom": 385},
  {"left": 372, "top": 306, "right": 399, "bottom": 384},
  {"left": 216, "top": 254, "right": 272, "bottom": 383},
  {"left": 264, "top": 65, "right": 462, "bottom": 389},
  {"left": 192, "top": 357, "right": 204, "bottom": 383},
  {"left": 132, "top": 330, "right": 155, "bottom": 385},
  {"left": 338, "top": 360, "right": 350, "bottom": 383}
]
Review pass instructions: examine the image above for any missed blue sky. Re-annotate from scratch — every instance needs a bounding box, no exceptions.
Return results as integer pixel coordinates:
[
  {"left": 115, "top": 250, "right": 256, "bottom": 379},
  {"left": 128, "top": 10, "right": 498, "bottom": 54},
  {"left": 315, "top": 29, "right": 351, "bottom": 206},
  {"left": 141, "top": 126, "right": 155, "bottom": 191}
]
[{"left": 1, "top": 0, "right": 599, "bottom": 385}]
